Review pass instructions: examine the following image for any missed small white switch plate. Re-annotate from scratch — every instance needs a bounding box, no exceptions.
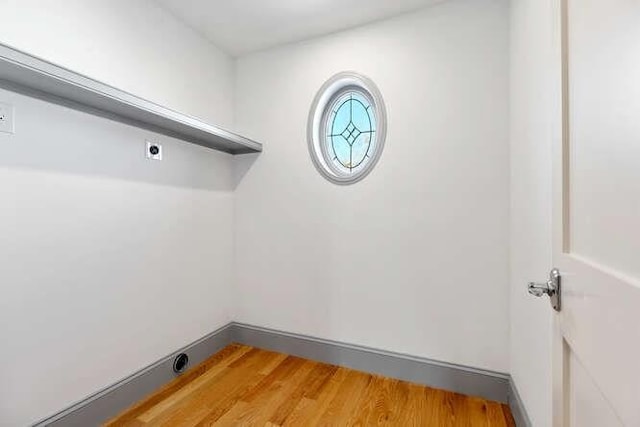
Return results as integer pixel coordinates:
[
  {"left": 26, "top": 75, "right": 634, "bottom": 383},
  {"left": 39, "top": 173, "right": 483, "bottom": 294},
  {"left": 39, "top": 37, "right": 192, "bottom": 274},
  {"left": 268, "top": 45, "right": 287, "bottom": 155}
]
[
  {"left": 146, "top": 141, "right": 162, "bottom": 160},
  {"left": 0, "top": 102, "right": 15, "bottom": 134}
]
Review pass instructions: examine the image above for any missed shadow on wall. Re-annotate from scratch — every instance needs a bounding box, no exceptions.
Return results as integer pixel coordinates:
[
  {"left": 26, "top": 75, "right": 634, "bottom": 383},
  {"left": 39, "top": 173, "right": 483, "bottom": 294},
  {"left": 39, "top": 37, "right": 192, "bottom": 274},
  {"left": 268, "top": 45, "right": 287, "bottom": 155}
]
[
  {"left": 0, "top": 85, "right": 243, "bottom": 192},
  {"left": 233, "top": 152, "right": 261, "bottom": 190}
]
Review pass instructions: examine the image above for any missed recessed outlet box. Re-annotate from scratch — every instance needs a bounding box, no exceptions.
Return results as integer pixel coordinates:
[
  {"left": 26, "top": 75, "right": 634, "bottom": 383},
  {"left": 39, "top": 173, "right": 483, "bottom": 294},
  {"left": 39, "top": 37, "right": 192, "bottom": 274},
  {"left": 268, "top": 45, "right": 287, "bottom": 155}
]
[
  {"left": 0, "top": 102, "right": 15, "bottom": 134},
  {"left": 146, "top": 141, "right": 162, "bottom": 160}
]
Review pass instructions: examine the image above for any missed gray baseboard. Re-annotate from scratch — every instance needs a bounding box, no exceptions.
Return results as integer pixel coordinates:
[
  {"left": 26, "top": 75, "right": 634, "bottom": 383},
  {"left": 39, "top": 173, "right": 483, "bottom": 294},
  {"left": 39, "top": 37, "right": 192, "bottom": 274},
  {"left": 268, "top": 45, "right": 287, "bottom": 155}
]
[
  {"left": 33, "top": 323, "right": 234, "bottom": 427},
  {"left": 508, "top": 378, "right": 533, "bottom": 427},
  {"left": 233, "top": 323, "right": 509, "bottom": 403},
  {"left": 34, "top": 322, "right": 516, "bottom": 426}
]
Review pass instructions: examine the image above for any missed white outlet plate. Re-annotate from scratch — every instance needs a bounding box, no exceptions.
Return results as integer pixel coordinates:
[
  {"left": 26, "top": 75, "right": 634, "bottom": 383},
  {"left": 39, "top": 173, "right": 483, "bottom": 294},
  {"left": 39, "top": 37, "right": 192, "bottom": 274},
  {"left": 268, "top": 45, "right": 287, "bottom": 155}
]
[
  {"left": 146, "top": 141, "right": 162, "bottom": 160},
  {"left": 0, "top": 102, "right": 15, "bottom": 134}
]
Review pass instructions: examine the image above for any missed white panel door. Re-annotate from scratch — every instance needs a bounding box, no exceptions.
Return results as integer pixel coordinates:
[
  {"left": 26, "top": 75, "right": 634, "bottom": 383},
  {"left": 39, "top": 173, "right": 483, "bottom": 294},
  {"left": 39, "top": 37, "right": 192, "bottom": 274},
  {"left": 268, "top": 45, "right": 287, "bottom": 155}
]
[{"left": 549, "top": 0, "right": 640, "bottom": 425}]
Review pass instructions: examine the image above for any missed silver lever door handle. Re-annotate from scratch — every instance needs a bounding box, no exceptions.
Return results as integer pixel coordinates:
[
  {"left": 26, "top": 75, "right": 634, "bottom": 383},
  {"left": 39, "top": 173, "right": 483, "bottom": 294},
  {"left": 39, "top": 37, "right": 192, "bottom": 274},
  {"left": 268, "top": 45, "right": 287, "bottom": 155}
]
[
  {"left": 528, "top": 281, "right": 554, "bottom": 297},
  {"left": 527, "top": 268, "right": 561, "bottom": 311}
]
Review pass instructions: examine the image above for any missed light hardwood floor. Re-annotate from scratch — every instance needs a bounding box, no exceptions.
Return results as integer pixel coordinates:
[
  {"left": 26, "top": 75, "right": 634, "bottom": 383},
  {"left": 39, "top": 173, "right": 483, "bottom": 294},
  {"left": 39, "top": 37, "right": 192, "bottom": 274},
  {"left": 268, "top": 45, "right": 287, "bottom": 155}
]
[{"left": 106, "top": 344, "right": 515, "bottom": 426}]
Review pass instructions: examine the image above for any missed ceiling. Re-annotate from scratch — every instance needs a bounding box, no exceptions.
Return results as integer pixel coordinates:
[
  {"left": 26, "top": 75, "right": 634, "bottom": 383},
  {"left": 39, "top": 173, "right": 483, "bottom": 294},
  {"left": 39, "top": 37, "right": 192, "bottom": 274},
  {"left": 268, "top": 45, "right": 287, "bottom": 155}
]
[{"left": 155, "top": 0, "right": 444, "bottom": 56}]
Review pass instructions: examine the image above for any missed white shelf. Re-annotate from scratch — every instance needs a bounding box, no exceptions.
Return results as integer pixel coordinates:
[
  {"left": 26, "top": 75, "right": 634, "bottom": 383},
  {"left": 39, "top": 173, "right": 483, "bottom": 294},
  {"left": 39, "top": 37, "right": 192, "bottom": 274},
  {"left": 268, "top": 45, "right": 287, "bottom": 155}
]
[{"left": 0, "top": 43, "right": 262, "bottom": 154}]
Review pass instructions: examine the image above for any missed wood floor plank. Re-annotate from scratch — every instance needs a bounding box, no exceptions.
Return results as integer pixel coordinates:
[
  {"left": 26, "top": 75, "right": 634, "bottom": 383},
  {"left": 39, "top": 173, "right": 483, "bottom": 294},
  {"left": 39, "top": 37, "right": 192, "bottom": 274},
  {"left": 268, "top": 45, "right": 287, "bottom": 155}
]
[
  {"left": 345, "top": 375, "right": 396, "bottom": 425},
  {"left": 231, "top": 360, "right": 317, "bottom": 426},
  {"left": 133, "top": 345, "right": 255, "bottom": 423},
  {"left": 240, "top": 355, "right": 308, "bottom": 403},
  {"left": 459, "top": 394, "right": 492, "bottom": 427},
  {"left": 268, "top": 362, "right": 338, "bottom": 425},
  {"left": 258, "top": 353, "right": 289, "bottom": 375},
  {"left": 142, "top": 348, "right": 272, "bottom": 425},
  {"left": 485, "top": 401, "right": 513, "bottom": 426},
  {"left": 280, "top": 397, "right": 316, "bottom": 426},
  {"left": 394, "top": 382, "right": 430, "bottom": 427},
  {"left": 383, "top": 378, "right": 412, "bottom": 425},
  {"left": 193, "top": 356, "right": 307, "bottom": 426},
  {"left": 208, "top": 358, "right": 316, "bottom": 426},
  {"left": 315, "top": 369, "right": 374, "bottom": 424},
  {"left": 104, "top": 344, "right": 251, "bottom": 426},
  {"left": 501, "top": 403, "right": 517, "bottom": 427},
  {"left": 282, "top": 366, "right": 350, "bottom": 426},
  {"left": 425, "top": 386, "right": 457, "bottom": 426},
  {"left": 106, "top": 345, "right": 517, "bottom": 427}
]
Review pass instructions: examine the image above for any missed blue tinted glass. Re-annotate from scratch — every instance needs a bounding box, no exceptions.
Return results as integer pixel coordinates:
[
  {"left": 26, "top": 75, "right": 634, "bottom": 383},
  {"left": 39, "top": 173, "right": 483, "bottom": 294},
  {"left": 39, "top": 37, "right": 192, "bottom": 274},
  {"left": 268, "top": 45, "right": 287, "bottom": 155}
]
[
  {"left": 330, "top": 134, "right": 351, "bottom": 167},
  {"left": 351, "top": 133, "right": 371, "bottom": 168},
  {"left": 327, "top": 91, "right": 376, "bottom": 172}
]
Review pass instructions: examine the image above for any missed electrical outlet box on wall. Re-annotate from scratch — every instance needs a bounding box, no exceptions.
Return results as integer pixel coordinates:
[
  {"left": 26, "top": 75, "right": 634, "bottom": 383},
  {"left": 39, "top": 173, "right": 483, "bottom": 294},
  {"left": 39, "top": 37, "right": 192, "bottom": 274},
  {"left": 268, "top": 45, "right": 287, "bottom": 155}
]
[
  {"left": 146, "top": 141, "right": 162, "bottom": 160},
  {"left": 0, "top": 102, "right": 15, "bottom": 134}
]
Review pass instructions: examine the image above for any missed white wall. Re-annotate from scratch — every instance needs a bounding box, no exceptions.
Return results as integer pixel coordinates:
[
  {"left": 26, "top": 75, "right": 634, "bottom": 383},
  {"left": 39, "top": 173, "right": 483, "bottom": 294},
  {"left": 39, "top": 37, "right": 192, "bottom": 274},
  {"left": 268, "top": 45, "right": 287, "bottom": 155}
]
[
  {"left": 509, "top": 0, "right": 554, "bottom": 425},
  {"left": 0, "top": 2, "right": 236, "bottom": 425},
  {"left": 0, "top": 0, "right": 235, "bottom": 128},
  {"left": 0, "top": 88, "right": 235, "bottom": 426},
  {"left": 234, "top": 0, "right": 510, "bottom": 373}
]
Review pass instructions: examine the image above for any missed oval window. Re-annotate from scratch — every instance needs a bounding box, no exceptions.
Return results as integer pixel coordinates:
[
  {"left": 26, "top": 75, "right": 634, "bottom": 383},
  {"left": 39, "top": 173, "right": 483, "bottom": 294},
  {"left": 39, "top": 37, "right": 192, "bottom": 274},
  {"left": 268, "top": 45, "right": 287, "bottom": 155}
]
[{"left": 308, "top": 72, "right": 387, "bottom": 184}]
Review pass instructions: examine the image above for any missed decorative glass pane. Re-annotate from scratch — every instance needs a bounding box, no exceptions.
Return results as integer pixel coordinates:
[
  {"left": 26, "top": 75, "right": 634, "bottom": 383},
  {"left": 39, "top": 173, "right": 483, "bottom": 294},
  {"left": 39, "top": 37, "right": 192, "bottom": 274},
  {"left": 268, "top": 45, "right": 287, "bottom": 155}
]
[
  {"left": 325, "top": 91, "right": 376, "bottom": 174},
  {"left": 308, "top": 72, "right": 386, "bottom": 185}
]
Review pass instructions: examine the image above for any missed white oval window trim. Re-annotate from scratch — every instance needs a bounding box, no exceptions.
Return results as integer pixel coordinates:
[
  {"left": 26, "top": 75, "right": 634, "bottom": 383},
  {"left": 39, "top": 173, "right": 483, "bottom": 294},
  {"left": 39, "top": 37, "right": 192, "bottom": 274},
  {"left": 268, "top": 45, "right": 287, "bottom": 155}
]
[{"left": 307, "top": 72, "right": 387, "bottom": 185}]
